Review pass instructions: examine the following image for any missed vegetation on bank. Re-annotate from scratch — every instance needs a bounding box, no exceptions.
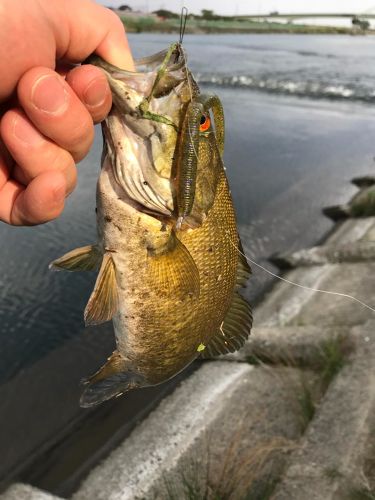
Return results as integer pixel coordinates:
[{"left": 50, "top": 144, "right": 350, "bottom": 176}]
[{"left": 120, "top": 14, "right": 365, "bottom": 35}]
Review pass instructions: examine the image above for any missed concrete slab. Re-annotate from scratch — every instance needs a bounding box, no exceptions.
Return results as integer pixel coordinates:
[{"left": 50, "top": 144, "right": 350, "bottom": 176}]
[
  {"left": 323, "top": 217, "right": 375, "bottom": 246},
  {"left": 254, "top": 265, "right": 333, "bottom": 327},
  {"left": 271, "top": 216, "right": 375, "bottom": 268},
  {"left": 226, "top": 325, "right": 352, "bottom": 367},
  {"left": 73, "top": 362, "right": 252, "bottom": 500},
  {"left": 73, "top": 362, "right": 313, "bottom": 500},
  {"left": 271, "top": 241, "right": 375, "bottom": 268},
  {"left": 0, "top": 484, "right": 61, "bottom": 500},
  {"left": 289, "top": 263, "right": 375, "bottom": 327},
  {"left": 272, "top": 320, "right": 375, "bottom": 500}
]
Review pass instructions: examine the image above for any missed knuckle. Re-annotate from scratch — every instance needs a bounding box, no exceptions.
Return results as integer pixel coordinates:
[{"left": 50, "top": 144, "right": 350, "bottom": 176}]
[{"left": 66, "top": 115, "right": 94, "bottom": 158}]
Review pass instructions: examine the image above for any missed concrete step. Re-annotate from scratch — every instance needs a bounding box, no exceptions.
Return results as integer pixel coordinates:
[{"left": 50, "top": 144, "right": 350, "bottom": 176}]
[
  {"left": 323, "top": 186, "right": 375, "bottom": 221},
  {"left": 272, "top": 320, "right": 375, "bottom": 500},
  {"left": 254, "top": 260, "right": 374, "bottom": 328},
  {"left": 72, "top": 362, "right": 319, "bottom": 500},
  {"left": 324, "top": 216, "right": 375, "bottom": 245},
  {"left": 271, "top": 241, "right": 375, "bottom": 269},
  {"left": 288, "top": 262, "right": 375, "bottom": 328},
  {"left": 0, "top": 484, "right": 61, "bottom": 500},
  {"left": 270, "top": 216, "right": 375, "bottom": 269},
  {"left": 226, "top": 325, "right": 352, "bottom": 368}
]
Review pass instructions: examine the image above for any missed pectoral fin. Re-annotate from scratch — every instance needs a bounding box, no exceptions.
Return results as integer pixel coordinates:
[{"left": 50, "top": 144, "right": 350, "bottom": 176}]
[
  {"left": 80, "top": 350, "right": 145, "bottom": 408},
  {"left": 200, "top": 292, "right": 252, "bottom": 358},
  {"left": 148, "top": 233, "right": 200, "bottom": 300},
  {"left": 84, "top": 253, "right": 118, "bottom": 326},
  {"left": 49, "top": 245, "right": 101, "bottom": 271}
]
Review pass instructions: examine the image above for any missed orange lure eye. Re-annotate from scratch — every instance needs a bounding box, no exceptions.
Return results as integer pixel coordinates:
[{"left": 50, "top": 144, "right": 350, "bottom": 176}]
[{"left": 199, "top": 113, "right": 211, "bottom": 132}]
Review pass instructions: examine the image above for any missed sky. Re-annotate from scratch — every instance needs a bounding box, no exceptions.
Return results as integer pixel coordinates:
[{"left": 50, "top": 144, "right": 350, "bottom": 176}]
[{"left": 98, "top": 0, "right": 375, "bottom": 17}]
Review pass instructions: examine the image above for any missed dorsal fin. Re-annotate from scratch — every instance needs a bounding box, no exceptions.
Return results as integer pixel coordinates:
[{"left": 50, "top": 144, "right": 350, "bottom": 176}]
[
  {"left": 200, "top": 292, "right": 252, "bottom": 358},
  {"left": 84, "top": 253, "right": 118, "bottom": 326}
]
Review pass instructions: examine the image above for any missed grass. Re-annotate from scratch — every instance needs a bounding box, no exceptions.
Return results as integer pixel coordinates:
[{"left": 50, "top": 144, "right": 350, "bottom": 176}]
[
  {"left": 353, "top": 435, "right": 375, "bottom": 500},
  {"left": 318, "top": 336, "right": 346, "bottom": 389},
  {"left": 245, "top": 334, "right": 348, "bottom": 432},
  {"left": 349, "top": 488, "right": 375, "bottom": 500},
  {"left": 164, "top": 439, "right": 292, "bottom": 500},
  {"left": 246, "top": 334, "right": 347, "bottom": 387},
  {"left": 161, "top": 333, "right": 348, "bottom": 499},
  {"left": 162, "top": 418, "right": 295, "bottom": 500},
  {"left": 120, "top": 16, "right": 358, "bottom": 35},
  {"left": 297, "top": 377, "right": 316, "bottom": 429},
  {"left": 351, "top": 189, "right": 375, "bottom": 217},
  {"left": 162, "top": 327, "right": 348, "bottom": 499},
  {"left": 122, "top": 16, "right": 158, "bottom": 33},
  {"left": 324, "top": 467, "right": 343, "bottom": 480}
]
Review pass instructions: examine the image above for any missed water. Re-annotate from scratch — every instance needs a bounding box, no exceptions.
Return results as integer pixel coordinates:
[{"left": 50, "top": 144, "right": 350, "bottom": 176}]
[
  {"left": 1, "top": 33, "right": 375, "bottom": 483},
  {"left": 135, "top": 34, "right": 375, "bottom": 102}
]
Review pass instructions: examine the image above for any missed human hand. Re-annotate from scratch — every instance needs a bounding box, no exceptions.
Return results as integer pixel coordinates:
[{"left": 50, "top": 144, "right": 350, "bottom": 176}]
[{"left": 0, "top": 0, "right": 134, "bottom": 225}]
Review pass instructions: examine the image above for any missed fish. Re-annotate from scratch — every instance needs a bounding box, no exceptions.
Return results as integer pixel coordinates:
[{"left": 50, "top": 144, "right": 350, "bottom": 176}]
[{"left": 50, "top": 43, "right": 252, "bottom": 408}]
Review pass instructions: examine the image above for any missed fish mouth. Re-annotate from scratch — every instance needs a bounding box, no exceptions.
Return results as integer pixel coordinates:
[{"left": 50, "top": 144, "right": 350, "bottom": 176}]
[{"left": 89, "top": 44, "right": 195, "bottom": 217}]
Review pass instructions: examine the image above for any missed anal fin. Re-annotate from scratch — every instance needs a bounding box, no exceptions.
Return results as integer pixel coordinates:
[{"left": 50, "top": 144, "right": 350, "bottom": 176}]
[
  {"left": 84, "top": 253, "right": 118, "bottom": 326},
  {"left": 148, "top": 232, "right": 200, "bottom": 300},
  {"left": 49, "top": 245, "right": 101, "bottom": 272},
  {"left": 80, "top": 350, "right": 145, "bottom": 408},
  {"left": 201, "top": 292, "right": 252, "bottom": 358}
]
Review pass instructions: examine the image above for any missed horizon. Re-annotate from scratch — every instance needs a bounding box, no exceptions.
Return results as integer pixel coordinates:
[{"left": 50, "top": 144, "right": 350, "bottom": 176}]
[{"left": 97, "top": 0, "right": 375, "bottom": 17}]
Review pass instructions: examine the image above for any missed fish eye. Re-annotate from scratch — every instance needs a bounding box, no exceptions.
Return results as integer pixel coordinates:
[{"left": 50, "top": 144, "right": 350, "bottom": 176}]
[{"left": 199, "top": 113, "right": 211, "bottom": 132}]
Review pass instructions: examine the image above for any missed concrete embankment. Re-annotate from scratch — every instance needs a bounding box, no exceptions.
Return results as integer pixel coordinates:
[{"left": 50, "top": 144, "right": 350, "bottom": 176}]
[{"left": 2, "top": 178, "right": 375, "bottom": 500}]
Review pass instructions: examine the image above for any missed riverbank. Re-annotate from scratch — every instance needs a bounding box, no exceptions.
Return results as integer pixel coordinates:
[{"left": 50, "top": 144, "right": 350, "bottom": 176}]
[
  {"left": 121, "top": 16, "right": 369, "bottom": 35},
  {"left": 1, "top": 86, "right": 375, "bottom": 499},
  {"left": 1, "top": 33, "right": 375, "bottom": 500},
  {"left": 2, "top": 178, "right": 374, "bottom": 499}
]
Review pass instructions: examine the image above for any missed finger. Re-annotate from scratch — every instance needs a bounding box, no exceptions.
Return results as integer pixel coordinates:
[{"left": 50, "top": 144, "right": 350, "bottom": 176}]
[
  {"left": 52, "top": 2, "right": 135, "bottom": 70},
  {"left": 93, "top": 8, "right": 135, "bottom": 70},
  {"left": 0, "top": 1, "right": 134, "bottom": 102},
  {"left": 65, "top": 65, "right": 112, "bottom": 123},
  {"left": 0, "top": 171, "right": 66, "bottom": 225},
  {"left": 17, "top": 67, "right": 94, "bottom": 162},
  {"left": 0, "top": 137, "right": 13, "bottom": 189},
  {"left": 1, "top": 109, "right": 77, "bottom": 194}
]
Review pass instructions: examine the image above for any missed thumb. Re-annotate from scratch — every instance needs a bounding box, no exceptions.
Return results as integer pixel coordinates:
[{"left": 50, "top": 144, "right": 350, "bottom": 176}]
[
  {"left": 52, "top": 0, "right": 135, "bottom": 70},
  {"left": 91, "top": 9, "right": 135, "bottom": 70}
]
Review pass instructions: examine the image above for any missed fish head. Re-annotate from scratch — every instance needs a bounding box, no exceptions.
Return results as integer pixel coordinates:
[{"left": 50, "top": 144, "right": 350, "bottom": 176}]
[{"left": 89, "top": 43, "right": 198, "bottom": 217}]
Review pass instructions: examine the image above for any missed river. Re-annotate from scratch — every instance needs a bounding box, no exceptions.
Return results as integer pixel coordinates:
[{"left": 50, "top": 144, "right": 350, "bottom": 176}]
[{"left": 1, "top": 33, "right": 375, "bottom": 490}]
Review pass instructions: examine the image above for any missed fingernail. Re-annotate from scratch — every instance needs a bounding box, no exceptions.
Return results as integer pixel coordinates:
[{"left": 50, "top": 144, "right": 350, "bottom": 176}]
[
  {"left": 83, "top": 78, "right": 108, "bottom": 107},
  {"left": 31, "top": 74, "right": 68, "bottom": 115},
  {"left": 12, "top": 116, "right": 44, "bottom": 146}
]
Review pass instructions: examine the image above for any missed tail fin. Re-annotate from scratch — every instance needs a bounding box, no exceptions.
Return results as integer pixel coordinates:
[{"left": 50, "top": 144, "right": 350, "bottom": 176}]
[{"left": 80, "top": 350, "right": 146, "bottom": 408}]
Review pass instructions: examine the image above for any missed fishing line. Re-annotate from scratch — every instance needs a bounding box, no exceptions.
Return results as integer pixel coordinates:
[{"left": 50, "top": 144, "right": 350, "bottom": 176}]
[
  {"left": 179, "top": 7, "right": 188, "bottom": 45},
  {"left": 226, "top": 231, "right": 375, "bottom": 313},
  {"left": 178, "top": 34, "right": 373, "bottom": 314}
]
